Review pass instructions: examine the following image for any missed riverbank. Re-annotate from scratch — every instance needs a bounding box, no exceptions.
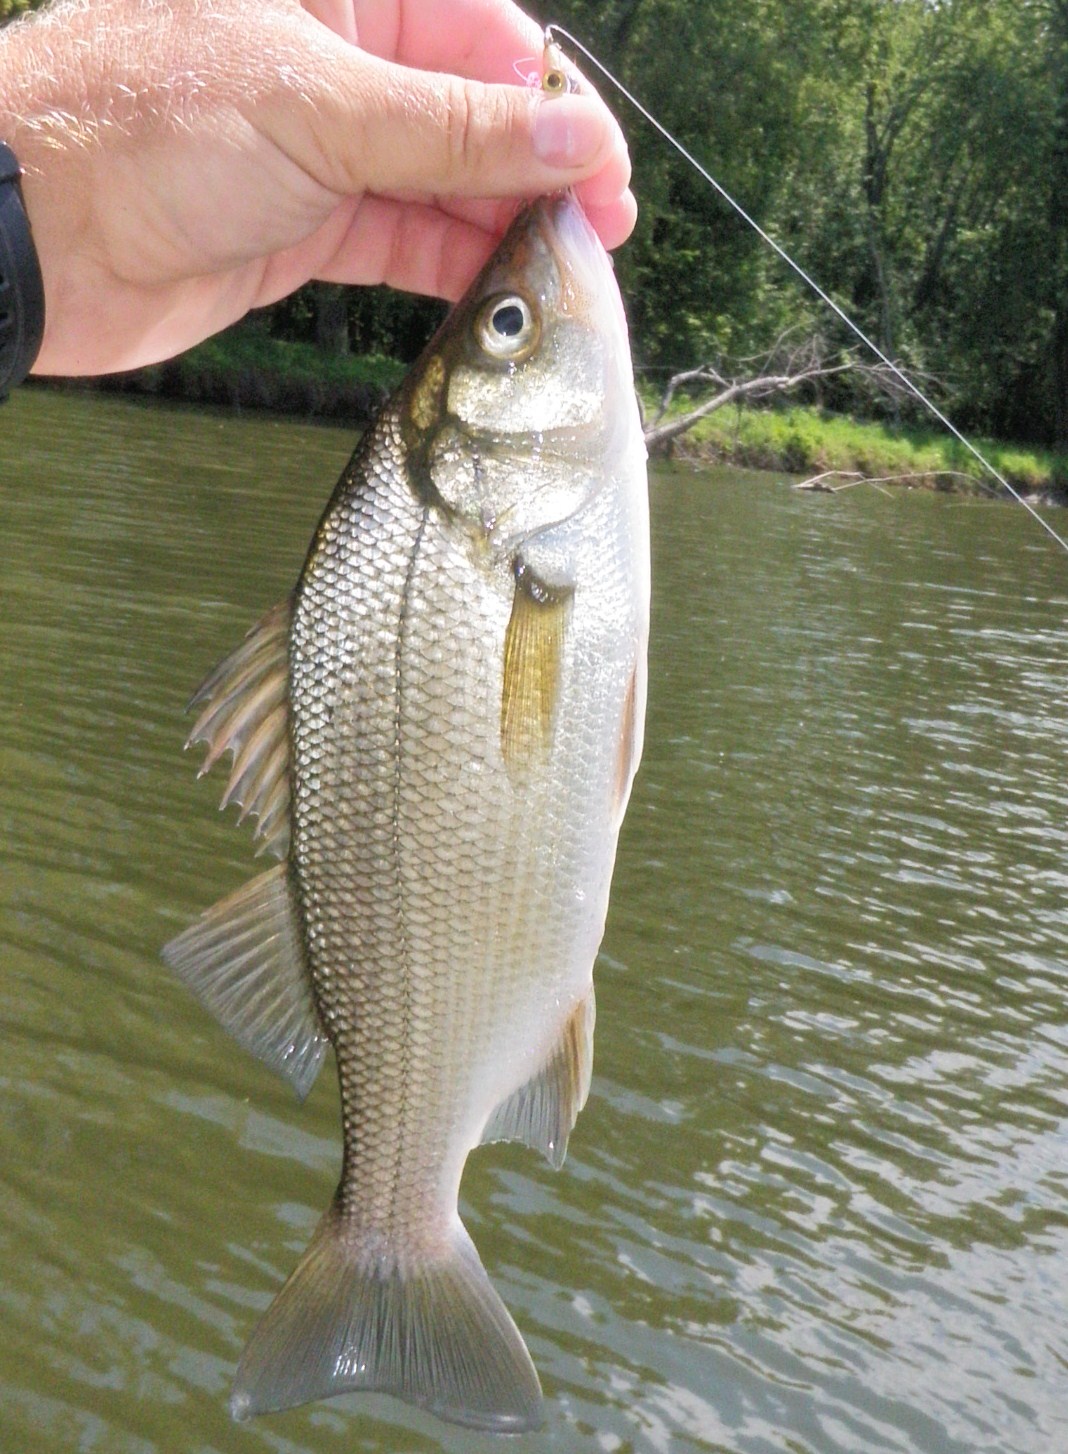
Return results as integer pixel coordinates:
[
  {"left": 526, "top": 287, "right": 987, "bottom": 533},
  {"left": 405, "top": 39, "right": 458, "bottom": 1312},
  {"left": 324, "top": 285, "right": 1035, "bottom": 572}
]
[
  {"left": 41, "top": 330, "right": 1067, "bottom": 497},
  {"left": 76, "top": 330, "right": 406, "bottom": 422},
  {"left": 649, "top": 396, "right": 1068, "bottom": 500}
]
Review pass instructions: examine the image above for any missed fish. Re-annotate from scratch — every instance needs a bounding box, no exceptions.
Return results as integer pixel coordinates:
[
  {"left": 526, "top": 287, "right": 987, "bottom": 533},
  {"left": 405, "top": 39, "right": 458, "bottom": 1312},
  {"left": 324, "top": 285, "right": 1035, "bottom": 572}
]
[{"left": 162, "top": 190, "right": 649, "bottom": 1433}]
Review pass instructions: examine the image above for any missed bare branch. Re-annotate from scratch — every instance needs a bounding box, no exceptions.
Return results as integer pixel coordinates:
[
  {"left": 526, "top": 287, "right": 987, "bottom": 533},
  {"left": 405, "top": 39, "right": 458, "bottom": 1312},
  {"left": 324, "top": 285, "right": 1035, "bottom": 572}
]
[
  {"left": 652, "top": 364, "right": 726, "bottom": 425},
  {"left": 644, "top": 360, "right": 853, "bottom": 451},
  {"left": 792, "top": 468, "right": 977, "bottom": 493}
]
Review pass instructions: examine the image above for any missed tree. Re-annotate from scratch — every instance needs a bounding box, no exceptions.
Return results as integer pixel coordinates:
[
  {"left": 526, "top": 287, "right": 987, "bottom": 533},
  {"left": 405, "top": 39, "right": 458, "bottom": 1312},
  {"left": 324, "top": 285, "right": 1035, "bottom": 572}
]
[
  {"left": 1045, "top": 0, "right": 1068, "bottom": 449},
  {"left": 544, "top": 0, "right": 831, "bottom": 372}
]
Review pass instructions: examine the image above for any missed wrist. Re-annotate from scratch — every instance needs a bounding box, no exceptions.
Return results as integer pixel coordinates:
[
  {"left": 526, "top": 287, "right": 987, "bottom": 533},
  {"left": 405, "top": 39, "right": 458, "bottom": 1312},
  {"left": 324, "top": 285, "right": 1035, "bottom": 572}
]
[{"left": 0, "top": 140, "right": 44, "bottom": 394}]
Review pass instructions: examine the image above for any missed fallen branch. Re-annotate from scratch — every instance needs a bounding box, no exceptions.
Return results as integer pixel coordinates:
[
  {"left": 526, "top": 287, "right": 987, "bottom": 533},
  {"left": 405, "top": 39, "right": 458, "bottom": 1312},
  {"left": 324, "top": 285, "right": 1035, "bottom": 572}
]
[{"left": 792, "top": 468, "right": 978, "bottom": 494}]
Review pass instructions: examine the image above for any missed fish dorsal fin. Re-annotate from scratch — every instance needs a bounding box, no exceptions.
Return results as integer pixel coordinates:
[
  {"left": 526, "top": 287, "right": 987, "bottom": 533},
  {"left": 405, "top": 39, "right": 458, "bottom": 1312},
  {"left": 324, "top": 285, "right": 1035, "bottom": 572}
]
[
  {"left": 186, "top": 596, "right": 292, "bottom": 858},
  {"left": 481, "top": 988, "right": 595, "bottom": 1169},
  {"left": 161, "top": 864, "right": 327, "bottom": 1099}
]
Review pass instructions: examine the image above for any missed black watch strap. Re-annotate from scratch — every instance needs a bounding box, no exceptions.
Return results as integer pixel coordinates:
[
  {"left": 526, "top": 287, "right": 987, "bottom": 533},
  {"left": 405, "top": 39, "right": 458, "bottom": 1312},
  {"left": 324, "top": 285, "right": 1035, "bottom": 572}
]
[{"left": 0, "top": 142, "right": 45, "bottom": 398}]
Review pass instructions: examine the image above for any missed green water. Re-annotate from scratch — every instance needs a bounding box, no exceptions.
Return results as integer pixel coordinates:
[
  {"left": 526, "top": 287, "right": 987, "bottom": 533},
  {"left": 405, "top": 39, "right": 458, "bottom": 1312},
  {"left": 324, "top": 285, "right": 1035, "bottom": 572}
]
[{"left": 1, "top": 388, "right": 1066, "bottom": 1454}]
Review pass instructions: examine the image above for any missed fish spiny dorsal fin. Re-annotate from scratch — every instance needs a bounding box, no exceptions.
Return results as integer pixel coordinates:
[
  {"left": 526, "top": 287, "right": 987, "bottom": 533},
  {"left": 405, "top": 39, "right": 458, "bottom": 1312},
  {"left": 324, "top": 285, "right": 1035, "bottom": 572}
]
[
  {"left": 162, "top": 864, "right": 326, "bottom": 1099},
  {"left": 481, "top": 987, "right": 595, "bottom": 1169},
  {"left": 186, "top": 596, "right": 292, "bottom": 859}
]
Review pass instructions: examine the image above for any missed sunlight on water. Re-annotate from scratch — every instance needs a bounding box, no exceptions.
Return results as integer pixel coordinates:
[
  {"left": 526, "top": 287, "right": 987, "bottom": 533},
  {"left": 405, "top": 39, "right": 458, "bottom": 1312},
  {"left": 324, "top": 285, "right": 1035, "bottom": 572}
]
[{"left": 1, "top": 390, "right": 1066, "bottom": 1454}]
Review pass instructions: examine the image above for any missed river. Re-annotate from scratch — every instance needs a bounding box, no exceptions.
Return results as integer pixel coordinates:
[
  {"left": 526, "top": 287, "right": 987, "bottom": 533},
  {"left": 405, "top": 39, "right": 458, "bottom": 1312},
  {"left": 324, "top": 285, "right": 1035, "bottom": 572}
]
[{"left": 1, "top": 388, "right": 1065, "bottom": 1454}]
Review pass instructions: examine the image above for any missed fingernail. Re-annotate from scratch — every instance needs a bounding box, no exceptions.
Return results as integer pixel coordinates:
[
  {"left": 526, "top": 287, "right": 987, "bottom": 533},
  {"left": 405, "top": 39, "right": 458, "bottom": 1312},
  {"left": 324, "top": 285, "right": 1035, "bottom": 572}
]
[{"left": 532, "top": 98, "right": 606, "bottom": 167}]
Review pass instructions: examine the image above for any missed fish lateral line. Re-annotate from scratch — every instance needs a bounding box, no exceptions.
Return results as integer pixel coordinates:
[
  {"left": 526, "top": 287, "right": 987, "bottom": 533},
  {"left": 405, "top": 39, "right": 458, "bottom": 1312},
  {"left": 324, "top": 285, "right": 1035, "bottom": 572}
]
[{"left": 545, "top": 22, "right": 1068, "bottom": 560}]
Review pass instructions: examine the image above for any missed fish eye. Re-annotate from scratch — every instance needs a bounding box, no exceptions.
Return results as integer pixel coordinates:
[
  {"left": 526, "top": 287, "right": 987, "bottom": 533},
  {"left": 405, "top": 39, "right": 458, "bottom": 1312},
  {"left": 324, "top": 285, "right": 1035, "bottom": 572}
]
[{"left": 476, "top": 294, "right": 540, "bottom": 363}]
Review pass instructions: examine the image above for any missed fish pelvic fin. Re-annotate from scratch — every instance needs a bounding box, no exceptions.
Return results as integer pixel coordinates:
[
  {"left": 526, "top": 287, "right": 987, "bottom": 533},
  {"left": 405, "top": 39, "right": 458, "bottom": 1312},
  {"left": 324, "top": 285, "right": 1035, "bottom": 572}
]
[
  {"left": 161, "top": 864, "right": 327, "bottom": 1099},
  {"left": 481, "top": 986, "right": 595, "bottom": 1170},
  {"left": 231, "top": 1201, "right": 544, "bottom": 1433},
  {"left": 185, "top": 595, "right": 292, "bottom": 859}
]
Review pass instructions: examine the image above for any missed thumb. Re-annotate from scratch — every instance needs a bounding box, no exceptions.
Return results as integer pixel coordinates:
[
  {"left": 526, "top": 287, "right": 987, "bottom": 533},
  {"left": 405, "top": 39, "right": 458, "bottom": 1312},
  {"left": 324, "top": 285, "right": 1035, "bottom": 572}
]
[{"left": 269, "top": 46, "right": 630, "bottom": 202}]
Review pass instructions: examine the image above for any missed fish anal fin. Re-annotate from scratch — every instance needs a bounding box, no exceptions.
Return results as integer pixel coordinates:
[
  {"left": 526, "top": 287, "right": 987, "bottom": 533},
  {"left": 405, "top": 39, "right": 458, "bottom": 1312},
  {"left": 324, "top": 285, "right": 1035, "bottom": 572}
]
[
  {"left": 481, "top": 987, "right": 595, "bottom": 1170},
  {"left": 186, "top": 596, "right": 292, "bottom": 859},
  {"left": 500, "top": 562, "right": 572, "bottom": 774},
  {"left": 161, "top": 864, "right": 326, "bottom": 1099},
  {"left": 231, "top": 1202, "right": 543, "bottom": 1432}
]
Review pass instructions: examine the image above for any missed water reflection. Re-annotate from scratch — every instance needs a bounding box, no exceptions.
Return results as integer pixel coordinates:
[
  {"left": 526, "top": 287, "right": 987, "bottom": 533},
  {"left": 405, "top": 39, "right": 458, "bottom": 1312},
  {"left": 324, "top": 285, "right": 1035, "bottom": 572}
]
[{"left": 1, "top": 391, "right": 1066, "bottom": 1453}]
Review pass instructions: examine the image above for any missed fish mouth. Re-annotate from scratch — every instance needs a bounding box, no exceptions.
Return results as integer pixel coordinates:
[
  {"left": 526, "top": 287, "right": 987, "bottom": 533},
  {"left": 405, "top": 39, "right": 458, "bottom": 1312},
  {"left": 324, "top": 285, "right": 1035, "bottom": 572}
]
[
  {"left": 530, "top": 192, "right": 623, "bottom": 333},
  {"left": 525, "top": 192, "right": 638, "bottom": 461}
]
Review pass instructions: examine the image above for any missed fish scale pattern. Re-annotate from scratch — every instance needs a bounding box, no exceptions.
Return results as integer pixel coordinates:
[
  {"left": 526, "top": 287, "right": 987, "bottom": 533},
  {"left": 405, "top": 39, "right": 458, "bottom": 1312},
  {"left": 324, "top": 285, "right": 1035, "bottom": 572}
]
[{"left": 288, "top": 405, "right": 642, "bottom": 1252}]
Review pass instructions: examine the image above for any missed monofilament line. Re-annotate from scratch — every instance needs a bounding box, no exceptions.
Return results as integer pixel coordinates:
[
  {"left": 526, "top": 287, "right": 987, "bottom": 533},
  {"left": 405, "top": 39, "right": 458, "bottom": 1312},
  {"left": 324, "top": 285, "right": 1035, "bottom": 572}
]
[{"left": 547, "top": 23, "right": 1068, "bottom": 557}]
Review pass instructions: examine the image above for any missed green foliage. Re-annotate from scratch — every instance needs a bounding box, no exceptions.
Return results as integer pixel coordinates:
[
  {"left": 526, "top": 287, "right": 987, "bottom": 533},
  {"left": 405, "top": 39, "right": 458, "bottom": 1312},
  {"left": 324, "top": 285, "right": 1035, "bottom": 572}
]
[{"left": 0, "top": 0, "right": 47, "bottom": 22}]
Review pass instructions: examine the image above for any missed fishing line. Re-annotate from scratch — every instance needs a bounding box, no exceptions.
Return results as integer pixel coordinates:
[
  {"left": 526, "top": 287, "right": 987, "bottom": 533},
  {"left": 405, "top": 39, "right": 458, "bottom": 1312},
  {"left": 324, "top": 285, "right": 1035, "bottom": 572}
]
[{"left": 546, "top": 23, "right": 1068, "bottom": 557}]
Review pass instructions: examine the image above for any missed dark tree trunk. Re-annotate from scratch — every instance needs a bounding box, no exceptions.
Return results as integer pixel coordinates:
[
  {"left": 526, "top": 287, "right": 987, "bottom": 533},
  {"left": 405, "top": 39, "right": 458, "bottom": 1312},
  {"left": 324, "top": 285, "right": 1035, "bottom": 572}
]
[
  {"left": 314, "top": 284, "right": 349, "bottom": 357},
  {"left": 855, "top": 84, "right": 895, "bottom": 357}
]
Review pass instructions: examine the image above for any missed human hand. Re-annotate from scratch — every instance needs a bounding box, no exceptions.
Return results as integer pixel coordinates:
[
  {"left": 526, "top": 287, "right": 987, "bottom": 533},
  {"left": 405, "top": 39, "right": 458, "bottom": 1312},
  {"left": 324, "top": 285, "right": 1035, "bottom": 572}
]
[{"left": 0, "top": 0, "right": 635, "bottom": 376}]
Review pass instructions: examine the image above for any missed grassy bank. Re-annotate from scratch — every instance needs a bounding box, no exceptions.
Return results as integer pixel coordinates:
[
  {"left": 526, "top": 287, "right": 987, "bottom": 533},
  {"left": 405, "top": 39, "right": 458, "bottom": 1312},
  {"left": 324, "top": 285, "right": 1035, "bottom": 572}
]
[
  {"left": 651, "top": 397, "right": 1068, "bottom": 498},
  {"left": 94, "top": 330, "right": 407, "bottom": 422}
]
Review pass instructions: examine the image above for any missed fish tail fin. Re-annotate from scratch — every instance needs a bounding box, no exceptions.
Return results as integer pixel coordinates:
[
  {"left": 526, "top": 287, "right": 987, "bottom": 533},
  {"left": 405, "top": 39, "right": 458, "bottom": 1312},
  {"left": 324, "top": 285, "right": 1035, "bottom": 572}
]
[{"left": 230, "top": 1200, "right": 544, "bottom": 1432}]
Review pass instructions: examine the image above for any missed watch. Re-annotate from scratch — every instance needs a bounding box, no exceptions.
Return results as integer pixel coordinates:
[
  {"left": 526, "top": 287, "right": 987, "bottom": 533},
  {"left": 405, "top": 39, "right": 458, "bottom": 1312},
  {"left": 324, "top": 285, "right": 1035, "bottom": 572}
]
[{"left": 0, "top": 141, "right": 45, "bottom": 397}]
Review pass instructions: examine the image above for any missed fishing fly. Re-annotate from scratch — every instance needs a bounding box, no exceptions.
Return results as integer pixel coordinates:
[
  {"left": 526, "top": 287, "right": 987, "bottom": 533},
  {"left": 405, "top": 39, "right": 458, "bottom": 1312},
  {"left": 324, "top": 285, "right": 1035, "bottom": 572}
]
[{"left": 546, "top": 23, "right": 1068, "bottom": 557}]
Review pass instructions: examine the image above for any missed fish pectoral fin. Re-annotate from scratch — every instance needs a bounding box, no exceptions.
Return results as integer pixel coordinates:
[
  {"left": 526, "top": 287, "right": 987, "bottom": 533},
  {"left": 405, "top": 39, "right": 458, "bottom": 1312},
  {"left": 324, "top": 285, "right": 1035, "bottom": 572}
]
[
  {"left": 185, "top": 595, "right": 292, "bottom": 859},
  {"left": 481, "top": 986, "right": 595, "bottom": 1169},
  {"left": 161, "top": 865, "right": 327, "bottom": 1100},
  {"left": 500, "top": 563, "right": 572, "bottom": 774},
  {"left": 231, "top": 1200, "right": 543, "bottom": 1433}
]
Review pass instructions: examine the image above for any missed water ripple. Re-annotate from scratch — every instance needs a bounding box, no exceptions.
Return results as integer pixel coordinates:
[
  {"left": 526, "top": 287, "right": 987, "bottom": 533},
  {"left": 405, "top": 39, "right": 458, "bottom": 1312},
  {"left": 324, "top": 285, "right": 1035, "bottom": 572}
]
[{"left": 1, "top": 399, "right": 1067, "bottom": 1451}]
